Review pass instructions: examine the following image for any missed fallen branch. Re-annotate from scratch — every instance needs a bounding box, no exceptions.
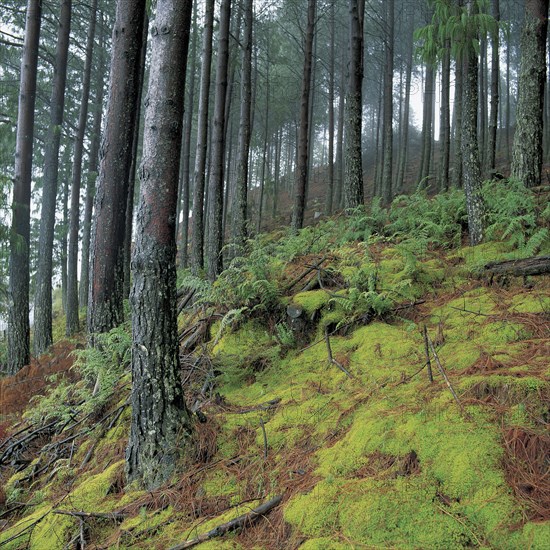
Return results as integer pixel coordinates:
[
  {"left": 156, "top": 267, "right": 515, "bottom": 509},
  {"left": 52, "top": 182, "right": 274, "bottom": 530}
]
[
  {"left": 325, "top": 329, "right": 353, "bottom": 379},
  {"left": 53, "top": 510, "right": 126, "bottom": 521},
  {"left": 422, "top": 325, "right": 434, "bottom": 383},
  {"left": 168, "top": 495, "right": 283, "bottom": 550},
  {"left": 427, "top": 334, "right": 469, "bottom": 419},
  {"left": 284, "top": 257, "right": 327, "bottom": 293},
  {"left": 231, "top": 398, "right": 281, "bottom": 415}
]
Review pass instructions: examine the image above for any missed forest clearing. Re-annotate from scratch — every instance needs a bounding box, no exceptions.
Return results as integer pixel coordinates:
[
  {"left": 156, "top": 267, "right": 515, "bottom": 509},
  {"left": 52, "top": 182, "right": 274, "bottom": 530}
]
[{"left": 1, "top": 0, "right": 549, "bottom": 548}]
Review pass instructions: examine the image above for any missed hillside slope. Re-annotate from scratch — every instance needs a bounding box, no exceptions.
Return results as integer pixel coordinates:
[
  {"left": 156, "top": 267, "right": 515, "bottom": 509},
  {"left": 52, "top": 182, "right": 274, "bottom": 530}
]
[{"left": 1, "top": 186, "right": 549, "bottom": 549}]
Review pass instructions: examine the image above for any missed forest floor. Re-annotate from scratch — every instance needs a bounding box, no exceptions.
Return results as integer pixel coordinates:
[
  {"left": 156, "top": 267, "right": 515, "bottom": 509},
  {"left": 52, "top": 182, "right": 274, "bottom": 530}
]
[{"left": 0, "top": 187, "right": 549, "bottom": 549}]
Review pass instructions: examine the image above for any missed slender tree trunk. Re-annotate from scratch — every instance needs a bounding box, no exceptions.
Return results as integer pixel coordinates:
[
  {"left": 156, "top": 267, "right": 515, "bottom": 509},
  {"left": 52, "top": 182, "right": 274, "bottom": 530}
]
[
  {"left": 190, "top": 0, "right": 214, "bottom": 275},
  {"left": 88, "top": 0, "right": 147, "bottom": 338},
  {"left": 205, "top": 0, "right": 231, "bottom": 280},
  {"left": 61, "top": 166, "right": 69, "bottom": 312},
  {"left": 126, "top": 0, "right": 194, "bottom": 490},
  {"left": 66, "top": 0, "right": 98, "bottom": 336},
  {"left": 439, "top": 40, "right": 451, "bottom": 192},
  {"left": 334, "top": 49, "right": 346, "bottom": 209},
  {"left": 478, "top": 36, "right": 487, "bottom": 170},
  {"left": 178, "top": 7, "right": 198, "bottom": 269},
  {"left": 34, "top": 0, "right": 72, "bottom": 355},
  {"left": 123, "top": 14, "right": 149, "bottom": 300},
  {"left": 8, "top": 0, "right": 41, "bottom": 372},
  {"left": 396, "top": 14, "right": 414, "bottom": 195},
  {"left": 232, "top": 0, "right": 253, "bottom": 249},
  {"left": 291, "top": 0, "right": 316, "bottom": 229},
  {"left": 79, "top": 16, "right": 106, "bottom": 314},
  {"left": 462, "top": 1, "right": 485, "bottom": 245},
  {"left": 381, "top": 0, "right": 394, "bottom": 205},
  {"left": 325, "top": 2, "right": 335, "bottom": 215},
  {"left": 486, "top": 0, "right": 500, "bottom": 176},
  {"left": 343, "top": 0, "right": 365, "bottom": 209},
  {"left": 257, "top": 82, "right": 270, "bottom": 234},
  {"left": 505, "top": 35, "right": 511, "bottom": 165},
  {"left": 419, "top": 64, "right": 435, "bottom": 184},
  {"left": 511, "top": 0, "right": 549, "bottom": 187}
]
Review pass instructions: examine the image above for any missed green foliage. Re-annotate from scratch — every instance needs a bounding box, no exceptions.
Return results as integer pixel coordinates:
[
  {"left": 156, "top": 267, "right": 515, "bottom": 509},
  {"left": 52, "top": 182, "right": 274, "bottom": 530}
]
[
  {"left": 24, "top": 324, "right": 131, "bottom": 425},
  {"left": 339, "top": 199, "right": 388, "bottom": 244},
  {"left": 482, "top": 178, "right": 550, "bottom": 254},
  {"left": 388, "top": 188, "right": 467, "bottom": 249}
]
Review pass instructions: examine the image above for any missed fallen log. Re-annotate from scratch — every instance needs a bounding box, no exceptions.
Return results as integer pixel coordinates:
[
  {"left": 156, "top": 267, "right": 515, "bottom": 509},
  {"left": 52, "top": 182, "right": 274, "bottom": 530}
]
[
  {"left": 483, "top": 255, "right": 550, "bottom": 280},
  {"left": 168, "top": 495, "right": 283, "bottom": 550},
  {"left": 53, "top": 509, "right": 126, "bottom": 521}
]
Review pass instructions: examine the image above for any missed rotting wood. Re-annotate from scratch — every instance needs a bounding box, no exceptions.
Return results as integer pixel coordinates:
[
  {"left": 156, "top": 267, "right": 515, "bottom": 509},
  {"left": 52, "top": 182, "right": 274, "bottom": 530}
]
[
  {"left": 483, "top": 255, "right": 550, "bottom": 281},
  {"left": 167, "top": 495, "right": 283, "bottom": 550}
]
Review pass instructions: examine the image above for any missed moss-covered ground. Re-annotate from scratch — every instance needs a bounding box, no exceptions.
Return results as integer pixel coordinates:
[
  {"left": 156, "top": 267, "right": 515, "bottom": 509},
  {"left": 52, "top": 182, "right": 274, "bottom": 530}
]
[{"left": 1, "top": 200, "right": 549, "bottom": 549}]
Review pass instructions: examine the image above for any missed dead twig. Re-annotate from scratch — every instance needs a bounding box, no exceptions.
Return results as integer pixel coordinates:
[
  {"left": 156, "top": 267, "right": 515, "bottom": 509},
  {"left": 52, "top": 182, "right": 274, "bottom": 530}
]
[
  {"left": 325, "top": 328, "right": 353, "bottom": 379},
  {"left": 167, "top": 495, "right": 283, "bottom": 550}
]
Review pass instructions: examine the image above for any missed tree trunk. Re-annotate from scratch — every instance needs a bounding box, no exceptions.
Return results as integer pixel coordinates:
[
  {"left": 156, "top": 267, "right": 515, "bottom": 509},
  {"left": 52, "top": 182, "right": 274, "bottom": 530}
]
[
  {"left": 486, "top": 0, "right": 500, "bottom": 176},
  {"left": 462, "top": 1, "right": 485, "bottom": 246},
  {"left": 190, "top": 0, "right": 215, "bottom": 275},
  {"left": 79, "top": 15, "right": 107, "bottom": 314},
  {"left": 257, "top": 82, "right": 270, "bottom": 234},
  {"left": 478, "top": 35, "right": 487, "bottom": 170},
  {"left": 396, "top": 13, "right": 414, "bottom": 195},
  {"left": 7, "top": 0, "right": 41, "bottom": 373},
  {"left": 511, "top": 0, "right": 549, "bottom": 187},
  {"left": 66, "top": 0, "right": 98, "bottom": 336},
  {"left": 418, "top": 64, "right": 434, "bottom": 184},
  {"left": 88, "top": 0, "right": 147, "bottom": 338},
  {"left": 325, "top": 2, "right": 335, "bottom": 215},
  {"left": 123, "top": 14, "right": 149, "bottom": 300},
  {"left": 232, "top": 0, "right": 253, "bottom": 249},
  {"left": 381, "top": 0, "right": 394, "bottom": 205},
  {"left": 126, "top": 0, "right": 194, "bottom": 490},
  {"left": 439, "top": 40, "right": 451, "bottom": 192},
  {"left": 343, "top": 0, "right": 365, "bottom": 209},
  {"left": 453, "top": 8, "right": 464, "bottom": 188},
  {"left": 178, "top": 7, "right": 198, "bottom": 269},
  {"left": 291, "top": 0, "right": 316, "bottom": 230},
  {"left": 205, "top": 0, "right": 231, "bottom": 280},
  {"left": 334, "top": 49, "right": 346, "bottom": 209},
  {"left": 33, "top": 0, "right": 72, "bottom": 356}
]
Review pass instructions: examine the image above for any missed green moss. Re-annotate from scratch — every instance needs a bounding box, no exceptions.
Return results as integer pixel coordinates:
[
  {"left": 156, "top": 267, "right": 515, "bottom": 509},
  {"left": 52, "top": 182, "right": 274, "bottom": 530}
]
[
  {"left": 293, "top": 290, "right": 331, "bottom": 316},
  {"left": 509, "top": 292, "right": 550, "bottom": 314},
  {"left": 298, "top": 537, "right": 350, "bottom": 550}
]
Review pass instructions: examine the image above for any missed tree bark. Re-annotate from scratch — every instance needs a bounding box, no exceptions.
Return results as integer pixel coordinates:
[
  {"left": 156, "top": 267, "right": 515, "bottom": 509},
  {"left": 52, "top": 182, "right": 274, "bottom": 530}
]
[
  {"left": 190, "top": 0, "right": 215, "bottom": 275},
  {"left": 461, "top": 0, "right": 485, "bottom": 245},
  {"left": 486, "top": 0, "right": 500, "bottom": 176},
  {"left": 381, "top": 0, "right": 394, "bottom": 205},
  {"left": 126, "top": 0, "right": 194, "bottom": 490},
  {"left": 511, "top": 0, "right": 549, "bottom": 187},
  {"left": 325, "top": 2, "right": 335, "bottom": 215},
  {"left": 88, "top": 0, "right": 147, "bottom": 338},
  {"left": 205, "top": 0, "right": 231, "bottom": 280},
  {"left": 79, "top": 15, "right": 106, "bottom": 314},
  {"left": 232, "top": 0, "right": 253, "bottom": 249},
  {"left": 418, "top": 64, "right": 435, "bottom": 184},
  {"left": 66, "top": 0, "right": 98, "bottom": 336},
  {"left": 439, "top": 40, "right": 451, "bottom": 192},
  {"left": 343, "top": 0, "right": 365, "bottom": 209},
  {"left": 33, "top": 0, "right": 72, "bottom": 356},
  {"left": 7, "top": 0, "right": 41, "bottom": 373},
  {"left": 291, "top": 0, "right": 316, "bottom": 230}
]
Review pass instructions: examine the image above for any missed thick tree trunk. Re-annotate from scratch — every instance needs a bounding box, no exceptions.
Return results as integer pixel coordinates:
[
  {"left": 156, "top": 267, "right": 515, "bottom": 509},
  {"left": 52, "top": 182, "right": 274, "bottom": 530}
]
[
  {"left": 486, "top": 0, "right": 500, "bottom": 175},
  {"left": 343, "top": 0, "right": 365, "bottom": 209},
  {"left": 462, "top": 1, "right": 485, "bottom": 246},
  {"left": 126, "top": 0, "right": 194, "bottom": 490},
  {"left": 33, "top": 0, "right": 72, "bottom": 356},
  {"left": 478, "top": 36, "right": 487, "bottom": 170},
  {"left": 66, "top": 0, "right": 97, "bottom": 336},
  {"left": 88, "top": 0, "right": 146, "bottom": 338},
  {"left": 291, "top": 0, "right": 316, "bottom": 230},
  {"left": 205, "top": 0, "right": 231, "bottom": 280},
  {"left": 8, "top": 0, "right": 41, "bottom": 373},
  {"left": 190, "top": 0, "right": 215, "bottom": 275},
  {"left": 381, "top": 0, "right": 394, "bottom": 205},
  {"left": 79, "top": 17, "right": 106, "bottom": 314},
  {"left": 511, "top": 0, "right": 549, "bottom": 187},
  {"left": 232, "top": 0, "right": 253, "bottom": 249}
]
